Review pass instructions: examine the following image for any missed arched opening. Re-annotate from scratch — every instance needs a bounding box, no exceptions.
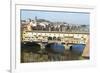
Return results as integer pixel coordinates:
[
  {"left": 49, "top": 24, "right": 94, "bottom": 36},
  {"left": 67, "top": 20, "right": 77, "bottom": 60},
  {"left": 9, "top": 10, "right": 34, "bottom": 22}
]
[
  {"left": 53, "top": 36, "right": 56, "bottom": 40},
  {"left": 45, "top": 43, "right": 65, "bottom": 61},
  {"left": 48, "top": 36, "right": 52, "bottom": 40},
  {"left": 57, "top": 37, "right": 61, "bottom": 41},
  {"left": 45, "top": 43, "right": 65, "bottom": 54},
  {"left": 45, "top": 43, "right": 54, "bottom": 53},
  {"left": 21, "top": 42, "right": 41, "bottom": 53}
]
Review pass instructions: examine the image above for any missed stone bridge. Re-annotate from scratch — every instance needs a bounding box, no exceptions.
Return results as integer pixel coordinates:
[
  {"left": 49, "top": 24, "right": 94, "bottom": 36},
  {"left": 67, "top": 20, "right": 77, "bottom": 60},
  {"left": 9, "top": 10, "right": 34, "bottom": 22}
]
[{"left": 21, "top": 31, "right": 89, "bottom": 49}]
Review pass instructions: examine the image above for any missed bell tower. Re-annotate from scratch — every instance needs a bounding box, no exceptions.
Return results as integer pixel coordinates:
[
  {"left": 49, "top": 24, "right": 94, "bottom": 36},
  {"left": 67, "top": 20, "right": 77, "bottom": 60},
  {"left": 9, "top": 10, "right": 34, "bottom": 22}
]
[{"left": 34, "top": 16, "right": 37, "bottom": 25}]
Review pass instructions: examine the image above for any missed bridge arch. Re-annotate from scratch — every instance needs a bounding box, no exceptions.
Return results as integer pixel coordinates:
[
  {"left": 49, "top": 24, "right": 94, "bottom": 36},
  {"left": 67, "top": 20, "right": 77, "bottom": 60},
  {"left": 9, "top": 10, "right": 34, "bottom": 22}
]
[{"left": 21, "top": 42, "right": 41, "bottom": 52}]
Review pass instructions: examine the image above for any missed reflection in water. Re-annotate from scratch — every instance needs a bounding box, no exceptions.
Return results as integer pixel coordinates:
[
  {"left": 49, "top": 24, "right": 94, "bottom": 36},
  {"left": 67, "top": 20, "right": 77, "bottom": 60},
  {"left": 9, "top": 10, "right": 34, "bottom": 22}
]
[{"left": 21, "top": 42, "right": 88, "bottom": 63}]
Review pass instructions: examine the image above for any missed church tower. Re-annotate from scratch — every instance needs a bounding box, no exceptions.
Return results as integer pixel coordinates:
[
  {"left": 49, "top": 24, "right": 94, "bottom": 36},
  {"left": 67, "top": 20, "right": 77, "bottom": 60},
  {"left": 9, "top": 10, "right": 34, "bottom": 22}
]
[{"left": 34, "top": 16, "right": 37, "bottom": 25}]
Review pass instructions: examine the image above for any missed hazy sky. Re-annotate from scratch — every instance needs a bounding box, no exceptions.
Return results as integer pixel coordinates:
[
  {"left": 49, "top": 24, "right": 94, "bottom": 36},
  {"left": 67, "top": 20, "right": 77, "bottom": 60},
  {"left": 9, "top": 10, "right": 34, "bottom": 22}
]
[{"left": 21, "top": 10, "right": 90, "bottom": 25}]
